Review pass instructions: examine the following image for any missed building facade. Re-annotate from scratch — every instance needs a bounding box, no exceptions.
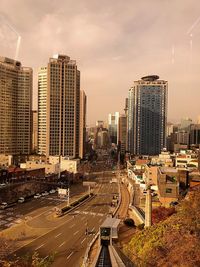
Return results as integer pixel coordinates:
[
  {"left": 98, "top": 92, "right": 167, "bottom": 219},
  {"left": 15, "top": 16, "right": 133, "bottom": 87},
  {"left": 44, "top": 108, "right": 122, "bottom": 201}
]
[
  {"left": 38, "top": 54, "right": 80, "bottom": 158},
  {"left": 128, "top": 75, "right": 167, "bottom": 155},
  {"left": 118, "top": 114, "right": 127, "bottom": 154},
  {"left": 108, "top": 112, "right": 119, "bottom": 144},
  {"left": 79, "top": 90, "right": 87, "bottom": 159},
  {"left": 0, "top": 57, "right": 32, "bottom": 155},
  {"left": 31, "top": 110, "right": 38, "bottom": 153}
]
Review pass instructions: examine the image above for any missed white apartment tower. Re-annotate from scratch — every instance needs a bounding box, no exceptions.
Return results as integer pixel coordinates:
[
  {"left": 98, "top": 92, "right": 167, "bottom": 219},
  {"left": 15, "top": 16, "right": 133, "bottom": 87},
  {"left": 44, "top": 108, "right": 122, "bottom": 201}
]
[
  {"left": 38, "top": 55, "right": 80, "bottom": 158},
  {"left": 0, "top": 57, "right": 32, "bottom": 155}
]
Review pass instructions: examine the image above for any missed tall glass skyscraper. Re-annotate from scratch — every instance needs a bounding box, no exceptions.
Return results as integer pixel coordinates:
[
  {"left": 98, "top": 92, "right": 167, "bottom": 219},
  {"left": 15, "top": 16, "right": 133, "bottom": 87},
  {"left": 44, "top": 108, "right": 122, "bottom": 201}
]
[{"left": 128, "top": 75, "right": 167, "bottom": 155}]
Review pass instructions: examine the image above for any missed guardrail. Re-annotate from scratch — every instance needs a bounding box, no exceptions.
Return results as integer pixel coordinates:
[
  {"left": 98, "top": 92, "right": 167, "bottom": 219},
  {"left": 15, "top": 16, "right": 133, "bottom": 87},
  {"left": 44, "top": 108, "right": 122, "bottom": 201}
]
[{"left": 82, "top": 232, "right": 100, "bottom": 267}]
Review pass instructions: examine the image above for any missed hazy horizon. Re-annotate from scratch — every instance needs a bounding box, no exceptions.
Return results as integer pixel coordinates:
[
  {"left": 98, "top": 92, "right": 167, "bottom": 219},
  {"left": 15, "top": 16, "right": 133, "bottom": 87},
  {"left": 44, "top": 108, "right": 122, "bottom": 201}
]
[{"left": 0, "top": 0, "right": 200, "bottom": 125}]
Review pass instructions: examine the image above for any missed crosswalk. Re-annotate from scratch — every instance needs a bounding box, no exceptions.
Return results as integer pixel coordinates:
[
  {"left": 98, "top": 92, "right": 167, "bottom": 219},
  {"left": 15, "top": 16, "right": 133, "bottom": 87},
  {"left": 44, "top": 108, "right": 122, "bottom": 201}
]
[{"left": 75, "top": 210, "right": 104, "bottom": 217}]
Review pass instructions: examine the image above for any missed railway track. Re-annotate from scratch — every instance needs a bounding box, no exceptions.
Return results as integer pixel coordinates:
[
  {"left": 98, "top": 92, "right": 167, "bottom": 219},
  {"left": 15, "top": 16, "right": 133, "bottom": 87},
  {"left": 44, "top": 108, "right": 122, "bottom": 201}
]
[{"left": 96, "top": 245, "right": 112, "bottom": 267}]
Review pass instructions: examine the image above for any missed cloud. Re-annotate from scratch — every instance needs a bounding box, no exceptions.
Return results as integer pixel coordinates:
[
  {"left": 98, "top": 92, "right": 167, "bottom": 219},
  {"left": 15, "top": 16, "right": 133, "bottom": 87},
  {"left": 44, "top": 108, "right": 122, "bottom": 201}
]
[{"left": 0, "top": 0, "right": 200, "bottom": 124}]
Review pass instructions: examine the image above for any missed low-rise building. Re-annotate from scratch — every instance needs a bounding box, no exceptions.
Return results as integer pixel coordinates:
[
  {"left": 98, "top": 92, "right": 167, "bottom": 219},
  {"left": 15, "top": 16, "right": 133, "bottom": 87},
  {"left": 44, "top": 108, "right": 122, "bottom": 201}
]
[
  {"left": 157, "top": 167, "right": 180, "bottom": 206},
  {"left": 20, "top": 161, "right": 59, "bottom": 174},
  {"left": 151, "top": 151, "right": 173, "bottom": 167},
  {"left": 49, "top": 156, "right": 80, "bottom": 174}
]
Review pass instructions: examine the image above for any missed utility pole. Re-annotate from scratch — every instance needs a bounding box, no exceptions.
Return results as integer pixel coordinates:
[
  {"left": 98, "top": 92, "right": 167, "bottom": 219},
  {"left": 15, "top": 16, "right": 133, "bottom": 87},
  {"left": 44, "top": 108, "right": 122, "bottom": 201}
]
[
  {"left": 67, "top": 188, "right": 70, "bottom": 206},
  {"left": 198, "top": 144, "right": 200, "bottom": 172},
  {"left": 145, "top": 171, "right": 152, "bottom": 227},
  {"left": 58, "top": 155, "right": 61, "bottom": 179}
]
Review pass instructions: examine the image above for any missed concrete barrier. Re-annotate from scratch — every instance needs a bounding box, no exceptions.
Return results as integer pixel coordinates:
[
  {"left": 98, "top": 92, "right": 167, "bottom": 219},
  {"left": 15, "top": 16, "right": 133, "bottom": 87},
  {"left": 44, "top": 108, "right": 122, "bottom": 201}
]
[{"left": 129, "top": 205, "right": 145, "bottom": 225}]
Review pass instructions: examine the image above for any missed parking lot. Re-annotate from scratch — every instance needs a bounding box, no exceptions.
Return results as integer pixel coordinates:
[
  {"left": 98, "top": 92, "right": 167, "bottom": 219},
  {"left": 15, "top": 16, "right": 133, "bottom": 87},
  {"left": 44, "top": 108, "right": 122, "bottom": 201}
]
[{"left": 0, "top": 183, "right": 87, "bottom": 230}]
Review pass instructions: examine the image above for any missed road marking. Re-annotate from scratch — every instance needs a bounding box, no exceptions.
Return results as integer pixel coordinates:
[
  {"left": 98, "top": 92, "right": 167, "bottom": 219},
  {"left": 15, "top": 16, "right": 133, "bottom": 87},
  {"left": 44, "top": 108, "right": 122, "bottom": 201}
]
[
  {"left": 73, "top": 230, "right": 79, "bottom": 235},
  {"left": 59, "top": 241, "right": 66, "bottom": 247},
  {"left": 69, "top": 223, "right": 75, "bottom": 228},
  {"left": 35, "top": 243, "right": 45, "bottom": 250},
  {"left": 81, "top": 237, "right": 86, "bottom": 244},
  {"left": 55, "top": 233, "right": 62, "bottom": 238},
  {"left": 91, "top": 227, "right": 95, "bottom": 232},
  {"left": 67, "top": 251, "right": 74, "bottom": 260}
]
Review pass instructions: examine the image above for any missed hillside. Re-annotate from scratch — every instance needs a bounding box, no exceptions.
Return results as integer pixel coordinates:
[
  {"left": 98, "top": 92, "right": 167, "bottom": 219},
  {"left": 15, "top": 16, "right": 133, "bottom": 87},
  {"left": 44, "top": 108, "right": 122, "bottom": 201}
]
[{"left": 124, "top": 187, "right": 200, "bottom": 267}]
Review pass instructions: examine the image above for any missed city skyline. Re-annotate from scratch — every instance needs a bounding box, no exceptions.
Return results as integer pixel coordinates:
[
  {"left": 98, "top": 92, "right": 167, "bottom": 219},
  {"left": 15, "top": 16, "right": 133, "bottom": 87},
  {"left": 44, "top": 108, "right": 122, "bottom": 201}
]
[{"left": 0, "top": 1, "right": 200, "bottom": 124}]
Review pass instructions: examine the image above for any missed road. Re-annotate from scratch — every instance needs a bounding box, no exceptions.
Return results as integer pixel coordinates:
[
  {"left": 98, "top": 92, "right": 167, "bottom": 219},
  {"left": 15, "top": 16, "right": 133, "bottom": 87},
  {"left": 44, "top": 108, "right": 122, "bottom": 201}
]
[
  {"left": 10, "top": 171, "right": 119, "bottom": 266},
  {"left": 0, "top": 183, "right": 87, "bottom": 230}
]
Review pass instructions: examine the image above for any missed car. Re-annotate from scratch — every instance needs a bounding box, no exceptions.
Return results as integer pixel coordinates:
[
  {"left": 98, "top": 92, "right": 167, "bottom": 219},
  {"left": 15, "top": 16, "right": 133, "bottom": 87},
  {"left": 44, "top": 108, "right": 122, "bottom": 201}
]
[
  {"left": 170, "top": 201, "right": 179, "bottom": 207},
  {"left": 18, "top": 197, "right": 25, "bottom": 203},
  {"left": 41, "top": 191, "right": 49, "bottom": 196},
  {"left": 0, "top": 183, "right": 6, "bottom": 187},
  {"left": 34, "top": 193, "right": 41, "bottom": 199},
  {"left": 49, "top": 189, "right": 56, "bottom": 194},
  {"left": 0, "top": 202, "right": 8, "bottom": 209}
]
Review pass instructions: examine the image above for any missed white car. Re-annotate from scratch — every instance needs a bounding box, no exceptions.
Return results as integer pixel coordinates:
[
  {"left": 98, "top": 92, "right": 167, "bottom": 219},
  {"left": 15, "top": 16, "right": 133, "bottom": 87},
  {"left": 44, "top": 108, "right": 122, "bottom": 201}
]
[
  {"left": 34, "top": 193, "right": 41, "bottom": 199},
  {"left": 0, "top": 202, "right": 8, "bottom": 209},
  {"left": 0, "top": 183, "right": 6, "bottom": 187},
  {"left": 49, "top": 189, "right": 56, "bottom": 194},
  {"left": 18, "top": 197, "right": 25, "bottom": 203},
  {"left": 41, "top": 191, "right": 49, "bottom": 196}
]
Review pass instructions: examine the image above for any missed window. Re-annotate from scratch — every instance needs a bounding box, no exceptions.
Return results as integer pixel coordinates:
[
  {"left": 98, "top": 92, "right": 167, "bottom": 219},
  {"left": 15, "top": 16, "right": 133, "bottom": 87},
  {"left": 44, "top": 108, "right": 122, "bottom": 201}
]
[{"left": 166, "top": 188, "right": 172, "bottom": 193}]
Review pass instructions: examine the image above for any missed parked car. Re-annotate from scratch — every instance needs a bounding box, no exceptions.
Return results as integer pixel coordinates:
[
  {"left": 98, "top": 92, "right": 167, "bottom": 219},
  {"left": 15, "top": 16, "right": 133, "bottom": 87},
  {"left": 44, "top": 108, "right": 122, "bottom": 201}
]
[
  {"left": 18, "top": 197, "right": 25, "bottom": 203},
  {"left": 41, "top": 191, "right": 49, "bottom": 196},
  {"left": 0, "top": 183, "right": 6, "bottom": 187},
  {"left": 34, "top": 193, "right": 41, "bottom": 199},
  {"left": 49, "top": 189, "right": 56, "bottom": 194},
  {"left": 0, "top": 202, "right": 8, "bottom": 209}
]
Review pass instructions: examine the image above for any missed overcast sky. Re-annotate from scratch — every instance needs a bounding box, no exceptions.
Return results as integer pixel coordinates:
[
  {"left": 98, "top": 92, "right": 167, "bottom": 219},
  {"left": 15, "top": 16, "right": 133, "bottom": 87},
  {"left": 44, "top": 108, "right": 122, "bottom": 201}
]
[{"left": 0, "top": 0, "right": 200, "bottom": 125}]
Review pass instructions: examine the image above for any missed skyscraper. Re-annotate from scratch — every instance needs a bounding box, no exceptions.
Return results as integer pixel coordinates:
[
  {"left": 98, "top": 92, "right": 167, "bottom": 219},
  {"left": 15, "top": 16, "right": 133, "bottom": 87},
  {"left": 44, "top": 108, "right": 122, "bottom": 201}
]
[
  {"left": 108, "top": 112, "right": 119, "bottom": 144},
  {"left": 38, "top": 54, "right": 80, "bottom": 158},
  {"left": 118, "top": 114, "right": 127, "bottom": 154},
  {"left": 128, "top": 75, "right": 167, "bottom": 155},
  {"left": 79, "top": 90, "right": 87, "bottom": 159},
  {"left": 0, "top": 57, "right": 32, "bottom": 155}
]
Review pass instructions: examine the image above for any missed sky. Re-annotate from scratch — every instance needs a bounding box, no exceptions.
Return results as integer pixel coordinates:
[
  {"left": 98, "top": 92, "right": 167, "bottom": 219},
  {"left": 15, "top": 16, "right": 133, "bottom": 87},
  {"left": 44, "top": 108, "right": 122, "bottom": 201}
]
[{"left": 0, "top": 0, "right": 200, "bottom": 126}]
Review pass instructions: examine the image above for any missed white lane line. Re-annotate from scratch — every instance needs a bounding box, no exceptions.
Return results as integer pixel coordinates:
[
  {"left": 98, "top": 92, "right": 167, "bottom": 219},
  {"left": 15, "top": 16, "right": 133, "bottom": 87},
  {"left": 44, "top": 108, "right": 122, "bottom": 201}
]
[
  {"left": 73, "top": 230, "right": 79, "bottom": 236},
  {"left": 35, "top": 243, "right": 45, "bottom": 250},
  {"left": 55, "top": 232, "right": 62, "bottom": 238},
  {"left": 59, "top": 241, "right": 66, "bottom": 247},
  {"left": 81, "top": 237, "right": 86, "bottom": 244},
  {"left": 91, "top": 227, "right": 95, "bottom": 232},
  {"left": 67, "top": 251, "right": 74, "bottom": 260},
  {"left": 69, "top": 223, "right": 75, "bottom": 228}
]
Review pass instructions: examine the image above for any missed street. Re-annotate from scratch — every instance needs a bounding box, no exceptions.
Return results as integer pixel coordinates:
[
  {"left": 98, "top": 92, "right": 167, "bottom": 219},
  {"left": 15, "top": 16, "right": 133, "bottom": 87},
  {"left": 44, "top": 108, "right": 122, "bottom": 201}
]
[{"left": 8, "top": 171, "right": 119, "bottom": 266}]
